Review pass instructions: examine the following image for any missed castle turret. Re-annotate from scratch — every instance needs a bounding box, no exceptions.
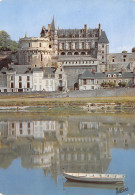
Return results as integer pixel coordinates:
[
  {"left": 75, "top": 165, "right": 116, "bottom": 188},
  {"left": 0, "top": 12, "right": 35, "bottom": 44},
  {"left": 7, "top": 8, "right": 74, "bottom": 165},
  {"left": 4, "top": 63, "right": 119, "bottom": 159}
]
[
  {"left": 50, "top": 16, "right": 58, "bottom": 55},
  {"left": 40, "top": 25, "right": 46, "bottom": 37}
]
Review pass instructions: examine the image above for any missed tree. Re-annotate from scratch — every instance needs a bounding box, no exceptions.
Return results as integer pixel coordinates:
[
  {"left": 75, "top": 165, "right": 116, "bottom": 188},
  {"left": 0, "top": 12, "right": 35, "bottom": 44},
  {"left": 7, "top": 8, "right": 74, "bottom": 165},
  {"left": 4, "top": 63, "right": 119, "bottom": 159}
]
[
  {"left": 0, "top": 30, "right": 18, "bottom": 51},
  {"left": 118, "top": 81, "right": 127, "bottom": 87},
  {"left": 100, "top": 81, "right": 116, "bottom": 88},
  {"left": 132, "top": 47, "right": 135, "bottom": 53}
]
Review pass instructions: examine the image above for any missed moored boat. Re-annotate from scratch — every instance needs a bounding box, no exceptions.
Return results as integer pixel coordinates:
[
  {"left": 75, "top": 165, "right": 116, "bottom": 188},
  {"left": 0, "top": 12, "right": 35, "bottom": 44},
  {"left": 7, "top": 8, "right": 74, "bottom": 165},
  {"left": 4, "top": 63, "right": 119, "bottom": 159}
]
[{"left": 63, "top": 172, "right": 125, "bottom": 184}]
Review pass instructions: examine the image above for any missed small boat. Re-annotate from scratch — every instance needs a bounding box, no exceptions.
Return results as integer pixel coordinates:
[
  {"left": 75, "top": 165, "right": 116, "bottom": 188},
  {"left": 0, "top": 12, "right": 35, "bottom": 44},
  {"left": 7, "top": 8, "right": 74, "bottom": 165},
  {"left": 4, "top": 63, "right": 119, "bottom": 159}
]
[{"left": 63, "top": 172, "right": 125, "bottom": 184}]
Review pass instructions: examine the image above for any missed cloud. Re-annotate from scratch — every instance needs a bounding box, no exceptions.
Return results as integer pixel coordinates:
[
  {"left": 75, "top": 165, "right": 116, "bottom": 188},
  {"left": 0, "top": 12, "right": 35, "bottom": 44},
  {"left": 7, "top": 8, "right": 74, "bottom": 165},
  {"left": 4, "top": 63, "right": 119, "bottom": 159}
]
[{"left": 0, "top": 0, "right": 3, "bottom": 2}]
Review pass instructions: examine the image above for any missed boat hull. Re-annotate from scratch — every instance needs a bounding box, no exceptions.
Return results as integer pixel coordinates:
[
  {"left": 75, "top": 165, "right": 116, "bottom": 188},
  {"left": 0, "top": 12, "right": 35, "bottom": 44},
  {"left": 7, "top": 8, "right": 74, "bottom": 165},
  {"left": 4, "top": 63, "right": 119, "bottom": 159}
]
[{"left": 63, "top": 173, "right": 125, "bottom": 184}]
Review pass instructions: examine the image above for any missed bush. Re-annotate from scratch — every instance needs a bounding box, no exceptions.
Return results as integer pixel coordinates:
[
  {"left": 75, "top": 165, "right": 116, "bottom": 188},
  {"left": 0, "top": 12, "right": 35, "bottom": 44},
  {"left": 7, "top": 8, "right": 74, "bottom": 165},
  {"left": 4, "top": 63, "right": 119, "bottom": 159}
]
[
  {"left": 118, "top": 81, "right": 127, "bottom": 87},
  {"left": 100, "top": 81, "right": 116, "bottom": 88}
]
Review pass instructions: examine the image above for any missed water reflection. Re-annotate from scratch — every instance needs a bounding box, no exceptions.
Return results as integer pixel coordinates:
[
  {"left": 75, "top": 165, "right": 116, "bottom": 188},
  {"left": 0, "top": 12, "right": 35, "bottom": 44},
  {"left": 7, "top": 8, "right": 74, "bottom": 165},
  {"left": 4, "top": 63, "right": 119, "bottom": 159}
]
[{"left": 0, "top": 114, "right": 135, "bottom": 186}]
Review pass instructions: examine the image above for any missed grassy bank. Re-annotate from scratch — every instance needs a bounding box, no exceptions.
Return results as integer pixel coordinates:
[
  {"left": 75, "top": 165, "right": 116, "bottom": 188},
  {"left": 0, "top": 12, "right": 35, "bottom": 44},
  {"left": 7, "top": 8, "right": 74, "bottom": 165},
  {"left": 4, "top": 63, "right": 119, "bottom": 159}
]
[{"left": 0, "top": 95, "right": 135, "bottom": 107}]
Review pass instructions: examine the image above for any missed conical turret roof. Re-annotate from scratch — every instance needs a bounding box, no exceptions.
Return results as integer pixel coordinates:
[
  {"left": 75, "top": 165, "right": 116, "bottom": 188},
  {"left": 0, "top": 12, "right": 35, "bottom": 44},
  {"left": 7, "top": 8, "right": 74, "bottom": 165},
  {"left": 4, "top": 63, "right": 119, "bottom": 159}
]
[{"left": 51, "top": 16, "right": 56, "bottom": 30}]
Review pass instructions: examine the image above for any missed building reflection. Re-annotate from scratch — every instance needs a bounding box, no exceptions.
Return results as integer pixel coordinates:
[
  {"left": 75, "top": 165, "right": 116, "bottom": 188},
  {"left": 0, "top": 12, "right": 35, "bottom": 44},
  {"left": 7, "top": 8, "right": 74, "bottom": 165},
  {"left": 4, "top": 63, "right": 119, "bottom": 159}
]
[{"left": 0, "top": 114, "right": 135, "bottom": 184}]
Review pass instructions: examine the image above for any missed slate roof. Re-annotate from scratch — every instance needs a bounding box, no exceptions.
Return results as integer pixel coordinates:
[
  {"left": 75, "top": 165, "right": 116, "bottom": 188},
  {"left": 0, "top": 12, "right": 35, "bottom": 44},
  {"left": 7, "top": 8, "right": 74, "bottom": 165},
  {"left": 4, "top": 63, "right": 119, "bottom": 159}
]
[
  {"left": 4, "top": 65, "right": 31, "bottom": 74},
  {"left": 44, "top": 67, "right": 56, "bottom": 78},
  {"left": 14, "top": 65, "right": 31, "bottom": 74},
  {"left": 79, "top": 71, "right": 134, "bottom": 79},
  {"left": 32, "top": 67, "right": 43, "bottom": 72},
  {"left": 51, "top": 16, "right": 56, "bottom": 31},
  {"left": 79, "top": 70, "right": 95, "bottom": 79},
  {"left": 58, "top": 28, "right": 99, "bottom": 36},
  {"left": 98, "top": 31, "right": 109, "bottom": 44}
]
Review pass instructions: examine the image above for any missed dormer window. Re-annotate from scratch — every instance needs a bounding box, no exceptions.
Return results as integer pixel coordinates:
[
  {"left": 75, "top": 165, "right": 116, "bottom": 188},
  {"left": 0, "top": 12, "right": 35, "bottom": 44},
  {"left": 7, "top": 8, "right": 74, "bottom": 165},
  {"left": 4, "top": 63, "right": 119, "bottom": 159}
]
[
  {"left": 118, "top": 73, "right": 122, "bottom": 77},
  {"left": 113, "top": 74, "right": 116, "bottom": 77},
  {"left": 108, "top": 74, "right": 111, "bottom": 78}
]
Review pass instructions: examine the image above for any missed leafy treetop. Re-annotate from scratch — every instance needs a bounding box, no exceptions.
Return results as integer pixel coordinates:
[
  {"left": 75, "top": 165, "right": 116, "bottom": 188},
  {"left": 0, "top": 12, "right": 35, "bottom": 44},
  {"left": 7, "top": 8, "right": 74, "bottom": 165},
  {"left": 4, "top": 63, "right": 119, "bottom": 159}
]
[{"left": 0, "top": 30, "right": 18, "bottom": 51}]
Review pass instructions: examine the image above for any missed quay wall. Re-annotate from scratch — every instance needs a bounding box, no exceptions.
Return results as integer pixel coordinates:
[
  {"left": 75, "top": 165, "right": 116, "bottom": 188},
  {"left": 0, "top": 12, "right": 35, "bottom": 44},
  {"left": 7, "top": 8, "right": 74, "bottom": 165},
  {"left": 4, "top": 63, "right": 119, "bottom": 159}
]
[{"left": 0, "top": 88, "right": 135, "bottom": 98}]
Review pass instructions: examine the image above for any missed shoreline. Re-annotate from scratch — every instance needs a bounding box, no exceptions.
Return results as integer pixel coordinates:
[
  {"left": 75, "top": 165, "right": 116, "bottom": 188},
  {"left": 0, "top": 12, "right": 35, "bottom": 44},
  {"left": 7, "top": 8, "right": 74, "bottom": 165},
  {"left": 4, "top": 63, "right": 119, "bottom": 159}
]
[{"left": 0, "top": 95, "right": 135, "bottom": 113}]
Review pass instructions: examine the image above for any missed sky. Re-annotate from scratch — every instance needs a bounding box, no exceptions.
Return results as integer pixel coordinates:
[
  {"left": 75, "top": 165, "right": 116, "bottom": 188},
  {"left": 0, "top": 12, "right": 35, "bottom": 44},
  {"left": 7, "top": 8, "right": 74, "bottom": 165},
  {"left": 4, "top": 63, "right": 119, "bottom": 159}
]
[{"left": 0, "top": 0, "right": 135, "bottom": 53}]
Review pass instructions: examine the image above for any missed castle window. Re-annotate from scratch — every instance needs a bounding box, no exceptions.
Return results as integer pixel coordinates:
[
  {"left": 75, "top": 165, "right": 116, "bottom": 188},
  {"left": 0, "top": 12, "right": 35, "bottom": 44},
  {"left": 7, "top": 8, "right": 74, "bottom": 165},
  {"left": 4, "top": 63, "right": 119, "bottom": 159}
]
[
  {"left": 10, "top": 76, "right": 13, "bottom": 81},
  {"left": 11, "top": 123, "right": 14, "bottom": 128},
  {"left": 81, "top": 52, "right": 85, "bottom": 55},
  {"left": 61, "top": 52, "right": 65, "bottom": 55},
  {"left": 102, "top": 44, "right": 104, "bottom": 48},
  {"left": 68, "top": 42, "right": 71, "bottom": 50},
  {"left": 27, "top": 82, "right": 30, "bottom": 88},
  {"left": 113, "top": 74, "right": 116, "bottom": 77},
  {"left": 67, "top": 52, "right": 72, "bottom": 55},
  {"left": 62, "top": 43, "right": 64, "bottom": 50},
  {"left": 123, "top": 55, "right": 126, "bottom": 58},
  {"left": 75, "top": 42, "right": 78, "bottom": 49},
  {"left": 20, "top": 130, "right": 22, "bottom": 135},
  {"left": 49, "top": 45, "right": 51, "bottom": 48},
  {"left": 27, "top": 76, "right": 30, "bottom": 81},
  {"left": 27, "top": 122, "right": 30, "bottom": 128},
  {"left": 59, "top": 74, "right": 62, "bottom": 79},
  {"left": 88, "top": 42, "right": 91, "bottom": 49},
  {"left": 29, "top": 43, "right": 30, "bottom": 47},
  {"left": 118, "top": 74, "right": 122, "bottom": 77},
  {"left": 20, "top": 122, "right": 22, "bottom": 129},
  {"left": 11, "top": 82, "right": 14, "bottom": 88},
  {"left": 108, "top": 74, "right": 111, "bottom": 77},
  {"left": 28, "top": 56, "right": 30, "bottom": 63},
  {"left": 91, "top": 86, "right": 94, "bottom": 89},
  {"left": 123, "top": 59, "right": 126, "bottom": 62},
  {"left": 19, "top": 76, "right": 22, "bottom": 81},
  {"left": 83, "top": 79, "right": 86, "bottom": 85},
  {"left": 41, "top": 54, "right": 43, "bottom": 61},
  {"left": 74, "top": 52, "right": 79, "bottom": 55},
  {"left": 39, "top": 43, "right": 42, "bottom": 47},
  {"left": 19, "top": 82, "right": 22, "bottom": 88},
  {"left": 82, "top": 42, "right": 84, "bottom": 49},
  {"left": 102, "top": 51, "right": 104, "bottom": 54},
  {"left": 112, "top": 58, "right": 115, "bottom": 62},
  {"left": 102, "top": 56, "right": 104, "bottom": 59}
]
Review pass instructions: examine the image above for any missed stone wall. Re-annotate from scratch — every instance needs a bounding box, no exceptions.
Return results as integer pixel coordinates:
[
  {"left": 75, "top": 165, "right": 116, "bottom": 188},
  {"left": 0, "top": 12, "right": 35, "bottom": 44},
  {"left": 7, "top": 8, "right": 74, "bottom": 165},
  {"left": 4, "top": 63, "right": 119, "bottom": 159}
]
[
  {"left": 109, "top": 52, "right": 135, "bottom": 71},
  {"left": 0, "top": 88, "right": 135, "bottom": 98}
]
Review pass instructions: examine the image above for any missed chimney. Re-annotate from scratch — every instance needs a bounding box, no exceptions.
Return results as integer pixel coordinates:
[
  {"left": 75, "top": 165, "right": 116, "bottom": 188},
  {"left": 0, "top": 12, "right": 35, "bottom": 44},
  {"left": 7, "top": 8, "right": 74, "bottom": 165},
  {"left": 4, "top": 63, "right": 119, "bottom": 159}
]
[
  {"left": 84, "top": 24, "right": 87, "bottom": 32},
  {"left": 98, "top": 23, "right": 101, "bottom": 37}
]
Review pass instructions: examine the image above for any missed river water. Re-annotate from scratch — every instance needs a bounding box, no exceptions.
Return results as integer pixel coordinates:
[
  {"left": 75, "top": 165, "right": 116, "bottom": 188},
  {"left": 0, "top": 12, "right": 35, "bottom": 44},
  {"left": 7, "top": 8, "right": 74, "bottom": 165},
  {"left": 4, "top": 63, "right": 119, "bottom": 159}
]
[{"left": 0, "top": 113, "right": 135, "bottom": 195}]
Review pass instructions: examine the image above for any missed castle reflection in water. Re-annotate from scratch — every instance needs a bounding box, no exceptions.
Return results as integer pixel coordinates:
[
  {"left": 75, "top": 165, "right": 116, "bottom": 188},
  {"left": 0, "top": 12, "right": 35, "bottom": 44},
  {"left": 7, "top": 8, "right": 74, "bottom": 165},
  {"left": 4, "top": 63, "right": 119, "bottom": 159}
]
[{"left": 0, "top": 114, "right": 135, "bottom": 184}]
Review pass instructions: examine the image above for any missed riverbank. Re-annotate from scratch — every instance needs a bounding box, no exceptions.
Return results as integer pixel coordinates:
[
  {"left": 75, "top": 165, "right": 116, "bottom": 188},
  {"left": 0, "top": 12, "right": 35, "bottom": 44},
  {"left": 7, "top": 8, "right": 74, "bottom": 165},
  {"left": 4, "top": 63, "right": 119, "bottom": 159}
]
[{"left": 0, "top": 94, "right": 135, "bottom": 113}]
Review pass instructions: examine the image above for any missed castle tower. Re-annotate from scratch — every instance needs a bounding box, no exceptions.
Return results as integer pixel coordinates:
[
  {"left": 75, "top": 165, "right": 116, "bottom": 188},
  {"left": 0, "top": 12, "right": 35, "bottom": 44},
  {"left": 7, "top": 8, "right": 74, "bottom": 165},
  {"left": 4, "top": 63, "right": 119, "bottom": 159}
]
[{"left": 50, "top": 16, "right": 58, "bottom": 55}]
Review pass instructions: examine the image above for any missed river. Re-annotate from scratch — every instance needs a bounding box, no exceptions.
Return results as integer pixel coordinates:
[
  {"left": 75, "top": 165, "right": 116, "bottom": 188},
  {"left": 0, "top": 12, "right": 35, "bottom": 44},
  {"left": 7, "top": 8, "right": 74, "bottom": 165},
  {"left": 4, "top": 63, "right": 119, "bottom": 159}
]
[{"left": 0, "top": 112, "right": 134, "bottom": 195}]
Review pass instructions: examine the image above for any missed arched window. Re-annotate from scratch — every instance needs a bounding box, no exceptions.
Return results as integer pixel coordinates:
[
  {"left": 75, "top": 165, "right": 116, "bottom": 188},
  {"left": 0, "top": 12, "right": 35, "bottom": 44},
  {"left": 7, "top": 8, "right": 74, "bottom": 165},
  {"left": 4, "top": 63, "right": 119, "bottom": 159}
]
[
  {"left": 61, "top": 52, "right": 65, "bottom": 55},
  {"left": 67, "top": 52, "right": 72, "bottom": 55},
  {"left": 74, "top": 52, "right": 79, "bottom": 55},
  {"left": 81, "top": 52, "right": 85, "bottom": 55}
]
